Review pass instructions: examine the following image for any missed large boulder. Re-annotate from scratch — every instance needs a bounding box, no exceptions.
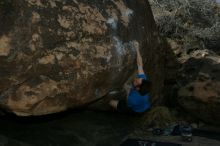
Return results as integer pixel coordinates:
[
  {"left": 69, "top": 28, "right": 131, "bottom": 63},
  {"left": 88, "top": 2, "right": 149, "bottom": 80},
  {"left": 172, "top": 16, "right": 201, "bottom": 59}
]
[
  {"left": 0, "top": 0, "right": 165, "bottom": 116},
  {"left": 149, "top": 0, "right": 220, "bottom": 125},
  {"left": 178, "top": 53, "right": 220, "bottom": 126}
]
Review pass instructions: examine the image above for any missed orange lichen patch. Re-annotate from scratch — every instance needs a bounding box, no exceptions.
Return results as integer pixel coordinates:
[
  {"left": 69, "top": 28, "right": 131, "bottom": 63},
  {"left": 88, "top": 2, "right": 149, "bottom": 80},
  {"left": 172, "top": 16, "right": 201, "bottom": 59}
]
[
  {"left": 80, "top": 37, "right": 94, "bottom": 43},
  {"left": 29, "top": 33, "right": 42, "bottom": 51},
  {"left": 54, "top": 46, "right": 71, "bottom": 54},
  {"left": 79, "top": 4, "right": 106, "bottom": 21},
  {"left": 62, "top": 5, "right": 73, "bottom": 11},
  {"left": 60, "top": 57, "right": 81, "bottom": 70},
  {"left": 57, "top": 15, "right": 72, "bottom": 29},
  {"left": 192, "top": 81, "right": 219, "bottom": 102},
  {"left": 82, "top": 21, "right": 107, "bottom": 35},
  {"left": 31, "top": 100, "right": 67, "bottom": 116},
  {"left": 15, "top": 52, "right": 30, "bottom": 62},
  {"left": 26, "top": 0, "right": 45, "bottom": 7},
  {"left": 38, "top": 54, "right": 55, "bottom": 64},
  {"left": 78, "top": 3, "right": 107, "bottom": 35},
  {"left": 179, "top": 81, "right": 219, "bottom": 103},
  {"left": 57, "top": 3, "right": 107, "bottom": 34},
  {"left": 0, "top": 35, "right": 11, "bottom": 56},
  {"left": 32, "top": 33, "right": 40, "bottom": 42},
  {"left": 106, "top": 8, "right": 119, "bottom": 20},
  {"left": 49, "top": 0, "right": 57, "bottom": 8},
  {"left": 66, "top": 42, "right": 79, "bottom": 48},
  {"left": 54, "top": 52, "right": 64, "bottom": 61},
  {"left": 66, "top": 42, "right": 89, "bottom": 53},
  {"left": 29, "top": 42, "right": 36, "bottom": 51},
  {"left": 95, "top": 46, "right": 108, "bottom": 57},
  {"left": 112, "top": 0, "right": 133, "bottom": 27},
  {"left": 7, "top": 78, "right": 60, "bottom": 112},
  {"left": 95, "top": 46, "right": 112, "bottom": 62},
  {"left": 65, "top": 31, "right": 76, "bottom": 38},
  {"left": 32, "top": 12, "right": 41, "bottom": 23}
]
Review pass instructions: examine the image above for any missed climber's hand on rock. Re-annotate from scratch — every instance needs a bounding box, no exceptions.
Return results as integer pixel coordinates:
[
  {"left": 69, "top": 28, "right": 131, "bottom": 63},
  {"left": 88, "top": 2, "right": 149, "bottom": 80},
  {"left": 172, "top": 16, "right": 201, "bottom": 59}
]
[{"left": 133, "top": 41, "right": 139, "bottom": 51}]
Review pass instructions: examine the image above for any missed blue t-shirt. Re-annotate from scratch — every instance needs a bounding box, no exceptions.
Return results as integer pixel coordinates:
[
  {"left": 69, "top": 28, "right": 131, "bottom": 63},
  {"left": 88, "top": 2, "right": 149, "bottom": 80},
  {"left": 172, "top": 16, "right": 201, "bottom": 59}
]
[{"left": 127, "top": 74, "right": 151, "bottom": 113}]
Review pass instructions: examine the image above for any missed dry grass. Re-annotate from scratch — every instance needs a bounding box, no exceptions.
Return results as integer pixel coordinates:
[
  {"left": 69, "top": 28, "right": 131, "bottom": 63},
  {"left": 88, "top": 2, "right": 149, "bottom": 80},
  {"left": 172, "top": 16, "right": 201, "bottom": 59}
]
[
  {"left": 138, "top": 106, "right": 176, "bottom": 129},
  {"left": 149, "top": 0, "right": 220, "bottom": 52}
]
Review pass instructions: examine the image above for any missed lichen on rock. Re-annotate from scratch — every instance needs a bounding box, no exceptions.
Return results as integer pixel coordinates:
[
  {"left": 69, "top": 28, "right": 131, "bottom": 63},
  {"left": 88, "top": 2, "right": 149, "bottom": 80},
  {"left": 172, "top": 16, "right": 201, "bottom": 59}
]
[
  {"left": 0, "top": 0, "right": 165, "bottom": 116},
  {"left": 0, "top": 35, "right": 11, "bottom": 56}
]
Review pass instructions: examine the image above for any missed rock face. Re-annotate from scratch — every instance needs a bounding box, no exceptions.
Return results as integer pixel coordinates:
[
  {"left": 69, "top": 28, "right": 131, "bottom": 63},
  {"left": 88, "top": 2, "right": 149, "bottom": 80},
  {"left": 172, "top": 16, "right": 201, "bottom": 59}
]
[
  {"left": 149, "top": 0, "right": 220, "bottom": 125},
  {"left": 178, "top": 54, "right": 220, "bottom": 126},
  {"left": 0, "top": 0, "right": 165, "bottom": 116}
]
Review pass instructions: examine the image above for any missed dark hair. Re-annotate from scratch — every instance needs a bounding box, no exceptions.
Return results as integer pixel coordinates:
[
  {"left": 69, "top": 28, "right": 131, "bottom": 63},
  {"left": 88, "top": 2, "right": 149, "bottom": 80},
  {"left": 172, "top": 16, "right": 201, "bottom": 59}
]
[{"left": 138, "top": 79, "right": 152, "bottom": 96}]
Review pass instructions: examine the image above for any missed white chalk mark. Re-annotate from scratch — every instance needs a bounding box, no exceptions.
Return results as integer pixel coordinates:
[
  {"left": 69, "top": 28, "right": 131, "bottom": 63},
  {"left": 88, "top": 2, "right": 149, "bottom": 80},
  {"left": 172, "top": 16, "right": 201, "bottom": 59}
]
[
  {"left": 113, "top": 36, "right": 126, "bottom": 56},
  {"left": 107, "top": 18, "right": 118, "bottom": 29},
  {"left": 123, "top": 9, "right": 133, "bottom": 18}
]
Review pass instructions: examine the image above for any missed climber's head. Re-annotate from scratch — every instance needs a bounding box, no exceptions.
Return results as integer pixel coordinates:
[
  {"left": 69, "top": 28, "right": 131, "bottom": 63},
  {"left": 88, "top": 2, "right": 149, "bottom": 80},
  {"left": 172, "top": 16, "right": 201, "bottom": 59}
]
[{"left": 133, "top": 78, "right": 152, "bottom": 96}]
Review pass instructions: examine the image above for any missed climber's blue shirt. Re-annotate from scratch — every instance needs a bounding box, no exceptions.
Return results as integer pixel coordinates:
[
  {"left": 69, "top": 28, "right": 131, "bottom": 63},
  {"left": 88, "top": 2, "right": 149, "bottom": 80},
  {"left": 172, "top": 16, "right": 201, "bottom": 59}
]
[{"left": 127, "top": 74, "right": 151, "bottom": 113}]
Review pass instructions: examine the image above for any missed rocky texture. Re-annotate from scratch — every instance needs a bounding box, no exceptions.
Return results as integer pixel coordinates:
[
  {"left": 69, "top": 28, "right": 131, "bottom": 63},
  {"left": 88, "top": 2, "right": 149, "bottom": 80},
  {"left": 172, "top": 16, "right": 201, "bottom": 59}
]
[
  {"left": 149, "top": 0, "right": 220, "bottom": 55},
  {"left": 0, "top": 0, "right": 165, "bottom": 116},
  {"left": 178, "top": 54, "right": 220, "bottom": 126},
  {"left": 149, "top": 0, "right": 220, "bottom": 125}
]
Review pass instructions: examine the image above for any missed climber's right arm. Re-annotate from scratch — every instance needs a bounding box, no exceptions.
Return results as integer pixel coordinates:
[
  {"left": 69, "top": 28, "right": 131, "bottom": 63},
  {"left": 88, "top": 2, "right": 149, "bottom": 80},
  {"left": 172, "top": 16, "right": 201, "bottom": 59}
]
[{"left": 134, "top": 42, "right": 144, "bottom": 75}]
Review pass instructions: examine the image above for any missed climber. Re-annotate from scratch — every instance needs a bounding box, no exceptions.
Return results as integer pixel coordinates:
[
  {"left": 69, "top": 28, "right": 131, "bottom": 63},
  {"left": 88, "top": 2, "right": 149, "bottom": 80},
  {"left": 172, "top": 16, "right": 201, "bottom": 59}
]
[{"left": 109, "top": 42, "right": 151, "bottom": 114}]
